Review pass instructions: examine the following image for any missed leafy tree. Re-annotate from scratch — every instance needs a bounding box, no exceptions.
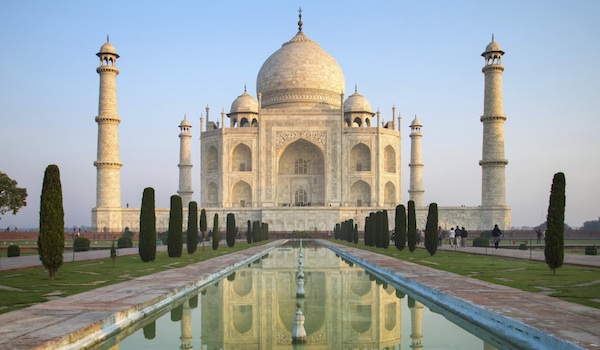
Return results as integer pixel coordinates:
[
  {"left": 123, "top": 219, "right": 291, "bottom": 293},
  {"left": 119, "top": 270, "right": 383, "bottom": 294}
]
[
  {"left": 395, "top": 204, "right": 407, "bottom": 251},
  {"left": 38, "top": 164, "right": 64, "bottom": 280},
  {"left": 226, "top": 213, "right": 236, "bottom": 247},
  {"left": 545, "top": 172, "right": 566, "bottom": 275},
  {"left": 425, "top": 203, "right": 438, "bottom": 256},
  {"left": 167, "top": 195, "right": 183, "bottom": 257},
  {"left": 246, "top": 220, "right": 252, "bottom": 244},
  {"left": 187, "top": 201, "right": 198, "bottom": 254},
  {"left": 0, "top": 171, "right": 28, "bottom": 220},
  {"left": 407, "top": 200, "right": 417, "bottom": 252},
  {"left": 139, "top": 187, "right": 156, "bottom": 262},
  {"left": 212, "top": 213, "right": 219, "bottom": 250},
  {"left": 582, "top": 219, "right": 600, "bottom": 231},
  {"left": 199, "top": 208, "right": 207, "bottom": 250}
]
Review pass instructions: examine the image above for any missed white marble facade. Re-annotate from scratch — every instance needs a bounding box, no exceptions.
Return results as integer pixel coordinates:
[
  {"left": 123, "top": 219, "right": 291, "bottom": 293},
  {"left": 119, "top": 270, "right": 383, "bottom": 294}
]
[{"left": 92, "top": 16, "right": 511, "bottom": 233}]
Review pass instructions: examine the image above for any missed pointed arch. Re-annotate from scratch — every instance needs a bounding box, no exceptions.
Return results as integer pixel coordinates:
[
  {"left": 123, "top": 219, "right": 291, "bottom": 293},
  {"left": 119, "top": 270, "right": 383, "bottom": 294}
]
[
  {"left": 350, "top": 143, "right": 371, "bottom": 172},
  {"left": 277, "top": 138, "right": 325, "bottom": 206},
  {"left": 384, "top": 145, "right": 396, "bottom": 173},
  {"left": 231, "top": 180, "right": 252, "bottom": 207},
  {"left": 350, "top": 180, "right": 371, "bottom": 207},
  {"left": 207, "top": 182, "right": 218, "bottom": 207},
  {"left": 207, "top": 146, "right": 218, "bottom": 174},
  {"left": 384, "top": 181, "right": 396, "bottom": 206},
  {"left": 231, "top": 143, "right": 252, "bottom": 172}
]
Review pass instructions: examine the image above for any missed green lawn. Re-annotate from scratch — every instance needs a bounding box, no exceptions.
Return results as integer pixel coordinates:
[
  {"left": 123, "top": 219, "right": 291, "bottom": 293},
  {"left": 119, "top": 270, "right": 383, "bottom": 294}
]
[
  {"left": 0, "top": 241, "right": 267, "bottom": 314},
  {"left": 332, "top": 240, "right": 600, "bottom": 309}
]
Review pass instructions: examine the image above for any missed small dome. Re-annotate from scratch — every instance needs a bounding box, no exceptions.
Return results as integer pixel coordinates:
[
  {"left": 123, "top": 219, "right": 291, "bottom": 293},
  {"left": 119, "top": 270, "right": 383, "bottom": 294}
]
[
  {"left": 179, "top": 117, "right": 191, "bottom": 127},
  {"left": 98, "top": 41, "right": 118, "bottom": 56},
  {"left": 230, "top": 91, "right": 259, "bottom": 114},
  {"left": 485, "top": 40, "right": 502, "bottom": 52},
  {"left": 344, "top": 90, "right": 373, "bottom": 114},
  {"left": 410, "top": 116, "right": 422, "bottom": 127}
]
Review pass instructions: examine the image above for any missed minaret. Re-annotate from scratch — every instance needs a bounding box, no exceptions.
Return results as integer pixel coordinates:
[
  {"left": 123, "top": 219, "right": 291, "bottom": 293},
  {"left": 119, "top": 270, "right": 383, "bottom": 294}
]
[
  {"left": 409, "top": 297, "right": 424, "bottom": 349},
  {"left": 480, "top": 35, "right": 508, "bottom": 207},
  {"left": 409, "top": 116, "right": 424, "bottom": 207},
  {"left": 178, "top": 116, "right": 193, "bottom": 207},
  {"left": 93, "top": 37, "right": 122, "bottom": 231}
]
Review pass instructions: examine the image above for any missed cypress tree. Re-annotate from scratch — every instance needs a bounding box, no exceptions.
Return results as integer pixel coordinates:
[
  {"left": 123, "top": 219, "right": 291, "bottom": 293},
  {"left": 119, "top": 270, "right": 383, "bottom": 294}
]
[
  {"left": 139, "top": 187, "right": 156, "bottom": 262},
  {"left": 167, "top": 195, "right": 183, "bottom": 257},
  {"left": 252, "top": 220, "right": 260, "bottom": 242},
  {"left": 38, "top": 164, "right": 64, "bottom": 280},
  {"left": 375, "top": 211, "right": 383, "bottom": 248},
  {"left": 395, "top": 204, "right": 407, "bottom": 251},
  {"left": 407, "top": 200, "right": 417, "bottom": 252},
  {"left": 545, "top": 172, "right": 566, "bottom": 275},
  {"left": 246, "top": 220, "right": 252, "bottom": 243},
  {"left": 212, "top": 213, "right": 219, "bottom": 250},
  {"left": 425, "top": 203, "right": 438, "bottom": 256},
  {"left": 347, "top": 219, "right": 354, "bottom": 242},
  {"left": 199, "top": 208, "right": 207, "bottom": 251},
  {"left": 187, "top": 201, "right": 199, "bottom": 254},
  {"left": 226, "top": 213, "right": 236, "bottom": 247},
  {"left": 382, "top": 210, "right": 390, "bottom": 249},
  {"left": 353, "top": 223, "right": 359, "bottom": 244},
  {"left": 364, "top": 216, "right": 370, "bottom": 246}
]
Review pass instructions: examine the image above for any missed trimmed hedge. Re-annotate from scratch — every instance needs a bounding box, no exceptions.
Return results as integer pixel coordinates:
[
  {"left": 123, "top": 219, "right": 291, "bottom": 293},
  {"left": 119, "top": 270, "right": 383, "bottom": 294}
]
[
  {"left": 117, "top": 236, "right": 133, "bottom": 248},
  {"left": 585, "top": 245, "right": 598, "bottom": 256},
  {"left": 472, "top": 237, "right": 489, "bottom": 247},
  {"left": 519, "top": 243, "right": 528, "bottom": 250},
  {"left": 73, "top": 237, "right": 90, "bottom": 252},
  {"left": 7, "top": 245, "right": 20, "bottom": 257}
]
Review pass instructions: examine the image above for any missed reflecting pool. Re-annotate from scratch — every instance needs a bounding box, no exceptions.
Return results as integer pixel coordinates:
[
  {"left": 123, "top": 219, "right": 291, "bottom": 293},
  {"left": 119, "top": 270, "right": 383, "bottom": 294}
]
[{"left": 96, "top": 241, "right": 506, "bottom": 349}]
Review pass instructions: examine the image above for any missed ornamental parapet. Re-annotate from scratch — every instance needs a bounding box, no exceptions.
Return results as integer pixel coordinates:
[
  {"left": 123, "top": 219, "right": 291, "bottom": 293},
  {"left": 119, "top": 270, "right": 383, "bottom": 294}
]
[
  {"left": 94, "top": 161, "right": 123, "bottom": 168},
  {"left": 479, "top": 159, "right": 508, "bottom": 166},
  {"left": 482, "top": 65, "right": 504, "bottom": 73},
  {"left": 96, "top": 66, "right": 119, "bottom": 74},
  {"left": 480, "top": 115, "right": 507, "bottom": 122},
  {"left": 95, "top": 116, "right": 121, "bottom": 124}
]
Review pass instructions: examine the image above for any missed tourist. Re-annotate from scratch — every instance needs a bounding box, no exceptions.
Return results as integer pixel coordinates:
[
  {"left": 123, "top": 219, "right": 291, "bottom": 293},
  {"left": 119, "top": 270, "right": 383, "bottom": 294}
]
[
  {"left": 438, "top": 226, "right": 443, "bottom": 246},
  {"left": 536, "top": 229, "right": 542, "bottom": 244},
  {"left": 492, "top": 224, "right": 502, "bottom": 249},
  {"left": 448, "top": 227, "right": 455, "bottom": 247},
  {"left": 460, "top": 227, "right": 468, "bottom": 247}
]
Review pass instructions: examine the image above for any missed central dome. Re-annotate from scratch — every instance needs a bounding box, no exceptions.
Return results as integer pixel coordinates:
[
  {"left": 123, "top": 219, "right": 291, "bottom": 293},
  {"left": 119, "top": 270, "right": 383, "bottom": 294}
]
[{"left": 256, "top": 30, "right": 345, "bottom": 109}]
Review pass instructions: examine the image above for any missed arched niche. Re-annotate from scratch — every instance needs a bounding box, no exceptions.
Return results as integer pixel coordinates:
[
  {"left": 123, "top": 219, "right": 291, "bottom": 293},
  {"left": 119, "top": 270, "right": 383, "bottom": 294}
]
[
  {"left": 350, "top": 180, "right": 371, "bottom": 207},
  {"left": 277, "top": 139, "right": 325, "bottom": 206},
  {"left": 350, "top": 143, "right": 371, "bottom": 172},
  {"left": 384, "top": 145, "right": 396, "bottom": 173},
  {"left": 231, "top": 143, "right": 252, "bottom": 172}
]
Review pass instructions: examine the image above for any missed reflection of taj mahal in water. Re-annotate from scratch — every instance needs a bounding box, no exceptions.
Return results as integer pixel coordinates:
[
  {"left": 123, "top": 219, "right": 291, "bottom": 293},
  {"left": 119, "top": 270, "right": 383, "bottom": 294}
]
[{"left": 92, "top": 10, "right": 510, "bottom": 233}]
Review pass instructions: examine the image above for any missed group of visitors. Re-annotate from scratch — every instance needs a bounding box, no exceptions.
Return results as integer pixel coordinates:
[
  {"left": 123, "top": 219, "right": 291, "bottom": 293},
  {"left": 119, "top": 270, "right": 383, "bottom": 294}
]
[{"left": 446, "top": 226, "right": 468, "bottom": 247}]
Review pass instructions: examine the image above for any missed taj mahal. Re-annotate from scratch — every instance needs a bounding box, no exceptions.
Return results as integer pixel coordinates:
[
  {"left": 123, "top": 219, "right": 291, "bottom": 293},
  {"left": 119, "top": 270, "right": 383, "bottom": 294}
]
[{"left": 91, "top": 11, "right": 510, "bottom": 233}]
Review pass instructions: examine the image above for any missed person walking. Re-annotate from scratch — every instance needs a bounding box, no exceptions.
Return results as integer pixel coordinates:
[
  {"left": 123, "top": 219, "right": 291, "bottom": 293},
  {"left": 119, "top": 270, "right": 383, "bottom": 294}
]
[
  {"left": 492, "top": 224, "right": 502, "bottom": 249},
  {"left": 438, "top": 226, "right": 443, "bottom": 247},
  {"left": 448, "top": 227, "right": 455, "bottom": 247}
]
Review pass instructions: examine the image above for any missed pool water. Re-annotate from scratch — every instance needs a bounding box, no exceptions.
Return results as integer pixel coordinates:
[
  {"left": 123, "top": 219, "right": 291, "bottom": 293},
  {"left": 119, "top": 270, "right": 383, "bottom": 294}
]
[{"left": 96, "top": 241, "right": 504, "bottom": 349}]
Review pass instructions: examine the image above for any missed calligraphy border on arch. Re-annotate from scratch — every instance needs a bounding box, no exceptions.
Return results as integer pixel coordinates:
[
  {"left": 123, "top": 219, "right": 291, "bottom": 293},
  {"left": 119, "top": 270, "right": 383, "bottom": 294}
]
[{"left": 275, "top": 130, "right": 326, "bottom": 152}]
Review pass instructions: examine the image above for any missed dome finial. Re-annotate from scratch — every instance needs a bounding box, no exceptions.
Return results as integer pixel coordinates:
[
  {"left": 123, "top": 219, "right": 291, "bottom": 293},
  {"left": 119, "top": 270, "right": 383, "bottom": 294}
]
[
  {"left": 354, "top": 84, "right": 357, "bottom": 93},
  {"left": 107, "top": 34, "right": 110, "bottom": 43},
  {"left": 298, "top": 7, "right": 303, "bottom": 32},
  {"left": 244, "top": 83, "right": 247, "bottom": 93},
  {"left": 492, "top": 33, "right": 494, "bottom": 42}
]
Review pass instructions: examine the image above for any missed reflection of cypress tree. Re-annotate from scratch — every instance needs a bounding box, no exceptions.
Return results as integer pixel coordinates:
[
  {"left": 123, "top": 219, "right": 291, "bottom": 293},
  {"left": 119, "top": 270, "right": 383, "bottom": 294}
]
[
  {"left": 408, "top": 295, "right": 416, "bottom": 308},
  {"left": 395, "top": 289, "right": 406, "bottom": 299},
  {"left": 143, "top": 321, "right": 156, "bottom": 340},
  {"left": 171, "top": 304, "right": 183, "bottom": 322},
  {"left": 189, "top": 295, "right": 198, "bottom": 309},
  {"left": 227, "top": 272, "right": 236, "bottom": 281}
]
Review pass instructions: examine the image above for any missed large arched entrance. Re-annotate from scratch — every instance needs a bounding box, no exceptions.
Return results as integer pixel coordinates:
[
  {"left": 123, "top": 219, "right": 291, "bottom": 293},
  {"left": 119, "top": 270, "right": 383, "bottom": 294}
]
[{"left": 277, "top": 139, "right": 325, "bottom": 206}]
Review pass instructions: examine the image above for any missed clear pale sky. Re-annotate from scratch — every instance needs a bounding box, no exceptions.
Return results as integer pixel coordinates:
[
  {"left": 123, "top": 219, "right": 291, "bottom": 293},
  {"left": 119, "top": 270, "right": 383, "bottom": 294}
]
[{"left": 1, "top": 1, "right": 598, "bottom": 230}]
